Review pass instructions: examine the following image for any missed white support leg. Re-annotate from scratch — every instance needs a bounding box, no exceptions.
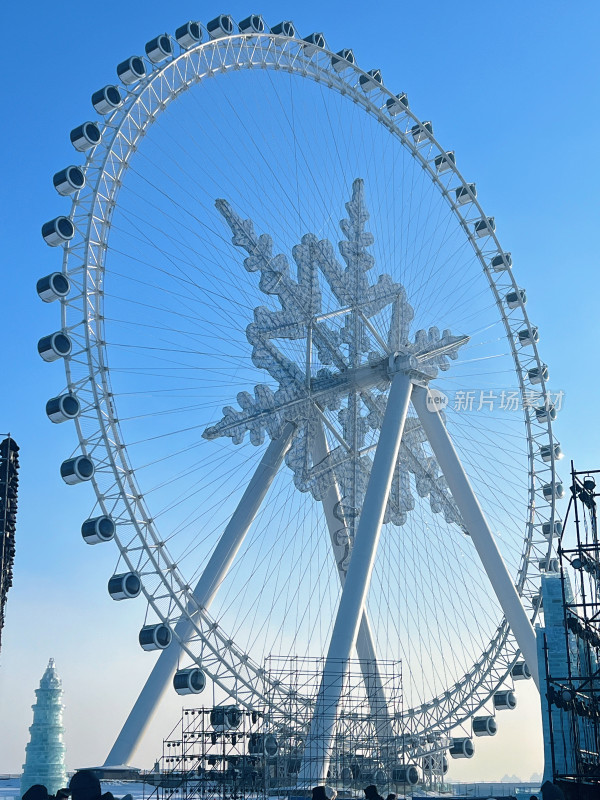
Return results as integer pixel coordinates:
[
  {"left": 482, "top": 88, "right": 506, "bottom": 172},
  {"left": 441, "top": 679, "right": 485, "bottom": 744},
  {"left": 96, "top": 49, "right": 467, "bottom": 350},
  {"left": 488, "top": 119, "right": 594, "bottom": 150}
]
[
  {"left": 105, "top": 422, "right": 296, "bottom": 766},
  {"left": 411, "top": 385, "right": 539, "bottom": 688},
  {"left": 298, "top": 371, "right": 414, "bottom": 786},
  {"left": 312, "top": 424, "right": 396, "bottom": 747}
]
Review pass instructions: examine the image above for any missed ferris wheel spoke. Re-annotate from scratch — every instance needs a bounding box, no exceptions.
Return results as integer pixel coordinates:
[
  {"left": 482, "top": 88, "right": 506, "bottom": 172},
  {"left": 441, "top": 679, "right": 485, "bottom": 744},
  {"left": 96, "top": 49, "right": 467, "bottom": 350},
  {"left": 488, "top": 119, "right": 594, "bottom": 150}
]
[
  {"left": 104, "top": 421, "right": 295, "bottom": 766},
  {"left": 411, "top": 385, "right": 539, "bottom": 685}
]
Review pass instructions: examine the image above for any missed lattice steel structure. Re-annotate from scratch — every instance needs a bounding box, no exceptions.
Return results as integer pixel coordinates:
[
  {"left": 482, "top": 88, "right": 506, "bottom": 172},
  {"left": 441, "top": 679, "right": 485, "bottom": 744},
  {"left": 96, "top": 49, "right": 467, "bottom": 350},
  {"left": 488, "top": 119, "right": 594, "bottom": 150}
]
[
  {"left": 540, "top": 462, "right": 600, "bottom": 794},
  {"left": 148, "top": 706, "right": 268, "bottom": 800},
  {"left": 0, "top": 436, "right": 19, "bottom": 654},
  {"left": 147, "top": 658, "right": 449, "bottom": 798}
]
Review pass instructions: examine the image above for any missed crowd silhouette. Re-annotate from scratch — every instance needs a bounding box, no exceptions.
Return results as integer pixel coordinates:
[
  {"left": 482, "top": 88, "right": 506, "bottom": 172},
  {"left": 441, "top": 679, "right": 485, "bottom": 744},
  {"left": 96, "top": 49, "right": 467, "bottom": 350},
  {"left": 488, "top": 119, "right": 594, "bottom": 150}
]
[{"left": 22, "top": 771, "right": 133, "bottom": 800}]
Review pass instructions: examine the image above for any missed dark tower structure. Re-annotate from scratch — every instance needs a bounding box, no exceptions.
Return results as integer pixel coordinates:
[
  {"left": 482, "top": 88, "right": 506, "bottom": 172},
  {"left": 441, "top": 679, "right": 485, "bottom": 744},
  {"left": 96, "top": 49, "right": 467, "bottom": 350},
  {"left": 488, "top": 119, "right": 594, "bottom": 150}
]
[{"left": 0, "top": 435, "right": 19, "bottom": 652}]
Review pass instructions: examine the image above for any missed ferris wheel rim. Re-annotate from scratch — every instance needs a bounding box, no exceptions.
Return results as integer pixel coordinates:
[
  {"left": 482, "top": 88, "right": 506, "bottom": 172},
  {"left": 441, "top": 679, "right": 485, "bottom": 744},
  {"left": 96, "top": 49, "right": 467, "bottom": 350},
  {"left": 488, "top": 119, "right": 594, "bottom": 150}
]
[{"left": 47, "top": 25, "right": 560, "bottom": 734}]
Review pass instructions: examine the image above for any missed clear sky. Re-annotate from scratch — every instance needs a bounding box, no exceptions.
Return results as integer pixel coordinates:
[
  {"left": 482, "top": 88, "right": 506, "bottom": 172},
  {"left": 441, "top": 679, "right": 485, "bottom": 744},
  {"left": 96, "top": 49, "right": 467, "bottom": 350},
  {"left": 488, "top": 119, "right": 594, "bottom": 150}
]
[{"left": 1, "top": 0, "right": 599, "bottom": 785}]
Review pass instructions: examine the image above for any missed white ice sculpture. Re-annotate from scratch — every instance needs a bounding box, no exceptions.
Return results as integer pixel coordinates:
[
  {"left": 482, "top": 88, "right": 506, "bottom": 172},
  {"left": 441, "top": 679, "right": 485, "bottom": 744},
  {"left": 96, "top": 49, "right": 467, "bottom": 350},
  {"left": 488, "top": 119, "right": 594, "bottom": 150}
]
[{"left": 21, "top": 659, "right": 67, "bottom": 797}]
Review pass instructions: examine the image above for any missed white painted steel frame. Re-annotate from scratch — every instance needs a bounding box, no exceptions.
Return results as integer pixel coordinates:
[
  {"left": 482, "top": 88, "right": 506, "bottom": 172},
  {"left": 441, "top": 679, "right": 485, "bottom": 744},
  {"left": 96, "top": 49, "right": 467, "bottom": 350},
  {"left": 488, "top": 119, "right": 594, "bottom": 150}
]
[
  {"left": 105, "top": 421, "right": 295, "bottom": 766},
  {"left": 412, "top": 386, "right": 540, "bottom": 688},
  {"left": 49, "top": 25, "right": 561, "bottom": 743},
  {"left": 298, "top": 371, "right": 414, "bottom": 785},
  {"left": 312, "top": 423, "right": 397, "bottom": 746}
]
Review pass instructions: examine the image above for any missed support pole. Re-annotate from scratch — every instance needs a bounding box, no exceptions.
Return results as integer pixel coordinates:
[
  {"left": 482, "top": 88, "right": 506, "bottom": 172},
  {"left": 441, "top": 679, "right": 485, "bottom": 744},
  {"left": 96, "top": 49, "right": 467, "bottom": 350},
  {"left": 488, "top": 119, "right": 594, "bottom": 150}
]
[
  {"left": 298, "top": 371, "right": 414, "bottom": 786},
  {"left": 105, "top": 422, "right": 296, "bottom": 766},
  {"left": 411, "top": 385, "right": 539, "bottom": 687},
  {"left": 312, "top": 424, "right": 396, "bottom": 747}
]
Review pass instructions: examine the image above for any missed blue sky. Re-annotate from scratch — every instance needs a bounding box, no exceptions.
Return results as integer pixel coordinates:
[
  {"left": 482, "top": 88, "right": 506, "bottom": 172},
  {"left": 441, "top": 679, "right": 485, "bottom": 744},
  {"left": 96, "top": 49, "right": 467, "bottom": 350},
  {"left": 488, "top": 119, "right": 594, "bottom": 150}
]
[{"left": 1, "top": 0, "right": 599, "bottom": 784}]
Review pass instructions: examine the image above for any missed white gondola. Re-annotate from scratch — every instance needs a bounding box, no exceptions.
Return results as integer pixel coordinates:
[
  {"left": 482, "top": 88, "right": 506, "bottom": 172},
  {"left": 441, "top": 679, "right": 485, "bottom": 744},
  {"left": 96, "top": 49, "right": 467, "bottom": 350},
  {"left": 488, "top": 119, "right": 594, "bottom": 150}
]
[
  {"left": 455, "top": 183, "right": 476, "bottom": 205},
  {"left": 210, "top": 705, "right": 242, "bottom": 731},
  {"left": 42, "top": 216, "right": 75, "bottom": 247},
  {"left": 385, "top": 92, "right": 409, "bottom": 115},
  {"left": 528, "top": 364, "right": 549, "bottom": 384},
  {"left": 505, "top": 288, "right": 527, "bottom": 309},
  {"left": 270, "top": 20, "right": 295, "bottom": 42},
  {"left": 139, "top": 622, "right": 172, "bottom": 650},
  {"left": 543, "top": 481, "right": 564, "bottom": 501},
  {"left": 60, "top": 455, "right": 94, "bottom": 485},
  {"left": 474, "top": 217, "right": 495, "bottom": 238},
  {"left": 302, "top": 32, "right": 326, "bottom": 56},
  {"left": 411, "top": 121, "right": 433, "bottom": 142},
  {"left": 173, "top": 667, "right": 206, "bottom": 695},
  {"left": 92, "top": 85, "right": 123, "bottom": 115},
  {"left": 53, "top": 166, "right": 86, "bottom": 196},
  {"left": 46, "top": 393, "right": 80, "bottom": 423},
  {"left": 490, "top": 252, "right": 512, "bottom": 271},
  {"left": 37, "top": 272, "right": 71, "bottom": 303},
  {"left": 359, "top": 69, "right": 383, "bottom": 92},
  {"left": 82, "top": 515, "right": 115, "bottom": 545},
  {"left": 37, "top": 331, "right": 72, "bottom": 362},
  {"left": 70, "top": 121, "right": 101, "bottom": 151},
  {"left": 512, "top": 661, "right": 532, "bottom": 680},
  {"left": 493, "top": 690, "right": 517, "bottom": 710},
  {"left": 117, "top": 56, "right": 146, "bottom": 85},
  {"left": 472, "top": 715, "right": 497, "bottom": 736},
  {"left": 239, "top": 15, "right": 265, "bottom": 34},
  {"left": 331, "top": 49, "right": 355, "bottom": 72},
  {"left": 206, "top": 15, "right": 234, "bottom": 39},
  {"left": 535, "top": 404, "right": 557, "bottom": 424},
  {"left": 175, "top": 21, "right": 202, "bottom": 48},
  {"left": 449, "top": 737, "right": 474, "bottom": 758},
  {"left": 542, "top": 519, "right": 563, "bottom": 538},
  {"left": 434, "top": 150, "right": 455, "bottom": 173},
  {"left": 145, "top": 34, "right": 172, "bottom": 63},
  {"left": 540, "top": 442, "right": 563, "bottom": 462},
  {"left": 391, "top": 765, "right": 419, "bottom": 785},
  {"left": 248, "top": 733, "right": 278, "bottom": 756},
  {"left": 517, "top": 326, "right": 539, "bottom": 347},
  {"left": 109, "top": 572, "right": 141, "bottom": 600}
]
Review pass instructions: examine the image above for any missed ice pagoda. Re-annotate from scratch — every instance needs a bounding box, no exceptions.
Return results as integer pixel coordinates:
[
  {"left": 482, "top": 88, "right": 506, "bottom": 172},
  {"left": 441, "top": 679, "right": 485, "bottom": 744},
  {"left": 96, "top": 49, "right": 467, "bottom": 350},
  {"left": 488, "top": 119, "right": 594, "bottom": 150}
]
[{"left": 21, "top": 659, "right": 67, "bottom": 797}]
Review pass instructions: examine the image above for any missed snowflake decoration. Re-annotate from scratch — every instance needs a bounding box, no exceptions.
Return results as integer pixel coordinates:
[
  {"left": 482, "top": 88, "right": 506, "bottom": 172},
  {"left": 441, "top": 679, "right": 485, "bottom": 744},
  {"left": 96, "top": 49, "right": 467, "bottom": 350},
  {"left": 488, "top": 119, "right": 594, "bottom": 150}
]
[{"left": 203, "top": 179, "right": 469, "bottom": 572}]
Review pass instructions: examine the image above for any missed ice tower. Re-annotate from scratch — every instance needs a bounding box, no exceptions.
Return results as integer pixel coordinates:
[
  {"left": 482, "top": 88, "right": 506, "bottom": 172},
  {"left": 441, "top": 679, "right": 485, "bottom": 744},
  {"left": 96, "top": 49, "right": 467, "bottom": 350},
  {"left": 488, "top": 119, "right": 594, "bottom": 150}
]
[{"left": 21, "top": 659, "right": 67, "bottom": 797}]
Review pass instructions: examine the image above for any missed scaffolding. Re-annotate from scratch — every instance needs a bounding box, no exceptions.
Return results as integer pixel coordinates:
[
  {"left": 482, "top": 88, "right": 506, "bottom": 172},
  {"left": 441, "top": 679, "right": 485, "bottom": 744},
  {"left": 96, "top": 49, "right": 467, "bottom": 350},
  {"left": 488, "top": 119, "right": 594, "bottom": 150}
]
[
  {"left": 263, "top": 656, "right": 403, "bottom": 794},
  {"left": 148, "top": 655, "right": 436, "bottom": 799},
  {"left": 0, "top": 436, "right": 19, "bottom": 655},
  {"left": 146, "top": 655, "right": 454, "bottom": 800},
  {"left": 541, "top": 461, "right": 600, "bottom": 795},
  {"left": 147, "top": 706, "right": 270, "bottom": 800}
]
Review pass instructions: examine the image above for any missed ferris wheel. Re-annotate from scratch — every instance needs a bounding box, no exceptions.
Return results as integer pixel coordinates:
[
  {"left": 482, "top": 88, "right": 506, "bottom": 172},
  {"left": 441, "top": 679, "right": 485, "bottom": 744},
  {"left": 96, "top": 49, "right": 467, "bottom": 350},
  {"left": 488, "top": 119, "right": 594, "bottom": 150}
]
[{"left": 38, "top": 14, "right": 563, "bottom": 782}]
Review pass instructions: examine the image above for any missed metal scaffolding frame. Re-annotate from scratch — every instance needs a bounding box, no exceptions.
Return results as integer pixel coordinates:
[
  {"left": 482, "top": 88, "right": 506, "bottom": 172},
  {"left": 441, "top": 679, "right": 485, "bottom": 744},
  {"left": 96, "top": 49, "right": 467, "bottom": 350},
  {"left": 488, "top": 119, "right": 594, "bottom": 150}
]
[
  {"left": 542, "top": 461, "right": 600, "bottom": 793},
  {"left": 145, "top": 656, "right": 450, "bottom": 799}
]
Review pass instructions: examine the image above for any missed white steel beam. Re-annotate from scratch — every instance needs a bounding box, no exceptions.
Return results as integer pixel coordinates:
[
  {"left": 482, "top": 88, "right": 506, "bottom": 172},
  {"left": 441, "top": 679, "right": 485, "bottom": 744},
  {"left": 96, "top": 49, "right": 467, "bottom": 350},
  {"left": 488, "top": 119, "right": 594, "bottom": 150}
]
[
  {"left": 312, "top": 423, "right": 396, "bottom": 746},
  {"left": 411, "top": 385, "right": 539, "bottom": 687},
  {"left": 298, "top": 371, "right": 413, "bottom": 785},
  {"left": 105, "top": 421, "right": 296, "bottom": 766}
]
